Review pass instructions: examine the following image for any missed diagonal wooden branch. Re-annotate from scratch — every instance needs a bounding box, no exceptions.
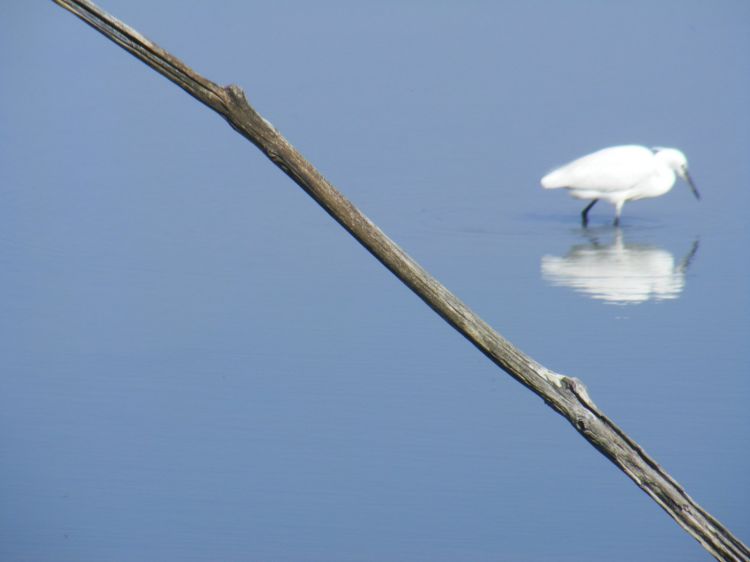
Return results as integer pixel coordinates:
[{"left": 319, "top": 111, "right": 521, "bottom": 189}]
[{"left": 52, "top": 1, "right": 749, "bottom": 560}]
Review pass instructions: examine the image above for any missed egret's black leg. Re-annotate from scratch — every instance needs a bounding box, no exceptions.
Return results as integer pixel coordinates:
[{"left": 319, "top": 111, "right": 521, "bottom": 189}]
[
  {"left": 613, "top": 215, "right": 620, "bottom": 227},
  {"left": 581, "top": 199, "right": 598, "bottom": 227}
]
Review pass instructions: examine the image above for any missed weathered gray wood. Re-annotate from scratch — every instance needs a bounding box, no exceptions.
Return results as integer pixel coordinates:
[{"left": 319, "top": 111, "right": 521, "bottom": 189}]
[{"left": 51, "top": 1, "right": 749, "bottom": 560}]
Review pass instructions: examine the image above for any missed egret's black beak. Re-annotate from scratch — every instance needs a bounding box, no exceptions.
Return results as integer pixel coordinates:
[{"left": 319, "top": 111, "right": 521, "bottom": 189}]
[{"left": 684, "top": 170, "right": 700, "bottom": 200}]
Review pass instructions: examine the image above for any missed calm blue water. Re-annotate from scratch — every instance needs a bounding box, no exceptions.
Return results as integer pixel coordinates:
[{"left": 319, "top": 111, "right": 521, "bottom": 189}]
[{"left": 1, "top": 2, "right": 748, "bottom": 561}]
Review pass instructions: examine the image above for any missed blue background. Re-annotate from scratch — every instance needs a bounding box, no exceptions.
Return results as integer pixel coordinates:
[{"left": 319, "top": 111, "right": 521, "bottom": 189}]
[{"left": 1, "top": 1, "right": 748, "bottom": 560}]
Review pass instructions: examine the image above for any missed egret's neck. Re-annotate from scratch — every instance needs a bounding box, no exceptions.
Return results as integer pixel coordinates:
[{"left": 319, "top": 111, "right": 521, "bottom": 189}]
[{"left": 650, "top": 166, "right": 677, "bottom": 198}]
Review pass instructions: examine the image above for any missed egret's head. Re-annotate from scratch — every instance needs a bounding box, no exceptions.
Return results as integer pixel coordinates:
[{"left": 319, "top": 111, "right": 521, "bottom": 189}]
[
  {"left": 654, "top": 147, "right": 688, "bottom": 175},
  {"left": 654, "top": 147, "right": 700, "bottom": 200}
]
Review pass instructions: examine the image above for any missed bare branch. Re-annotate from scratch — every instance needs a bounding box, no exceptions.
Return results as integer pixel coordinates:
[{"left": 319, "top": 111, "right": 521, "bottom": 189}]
[{"left": 52, "top": 1, "right": 749, "bottom": 560}]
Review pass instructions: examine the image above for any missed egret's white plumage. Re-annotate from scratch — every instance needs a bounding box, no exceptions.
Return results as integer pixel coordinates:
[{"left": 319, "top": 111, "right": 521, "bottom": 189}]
[{"left": 541, "top": 145, "right": 700, "bottom": 226}]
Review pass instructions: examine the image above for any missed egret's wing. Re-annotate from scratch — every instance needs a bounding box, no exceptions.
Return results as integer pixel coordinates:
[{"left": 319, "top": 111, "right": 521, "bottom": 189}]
[{"left": 541, "top": 145, "right": 654, "bottom": 191}]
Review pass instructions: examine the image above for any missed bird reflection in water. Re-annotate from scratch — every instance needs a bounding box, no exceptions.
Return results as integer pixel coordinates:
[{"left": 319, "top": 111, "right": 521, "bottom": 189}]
[{"left": 541, "top": 230, "right": 699, "bottom": 304}]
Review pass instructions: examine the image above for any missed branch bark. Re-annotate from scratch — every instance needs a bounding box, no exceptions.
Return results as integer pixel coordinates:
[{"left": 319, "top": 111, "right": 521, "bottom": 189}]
[{"left": 51, "top": 1, "right": 749, "bottom": 560}]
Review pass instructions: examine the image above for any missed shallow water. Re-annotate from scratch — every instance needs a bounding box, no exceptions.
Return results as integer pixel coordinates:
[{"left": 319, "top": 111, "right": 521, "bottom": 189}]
[{"left": 1, "top": 2, "right": 749, "bottom": 561}]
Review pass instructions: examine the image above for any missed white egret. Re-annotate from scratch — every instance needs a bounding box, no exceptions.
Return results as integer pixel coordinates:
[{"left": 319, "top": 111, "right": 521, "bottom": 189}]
[{"left": 541, "top": 145, "right": 700, "bottom": 226}]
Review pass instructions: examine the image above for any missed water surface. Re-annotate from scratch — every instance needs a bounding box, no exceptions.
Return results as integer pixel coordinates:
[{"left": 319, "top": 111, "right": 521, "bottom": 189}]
[{"left": 1, "top": 2, "right": 748, "bottom": 561}]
